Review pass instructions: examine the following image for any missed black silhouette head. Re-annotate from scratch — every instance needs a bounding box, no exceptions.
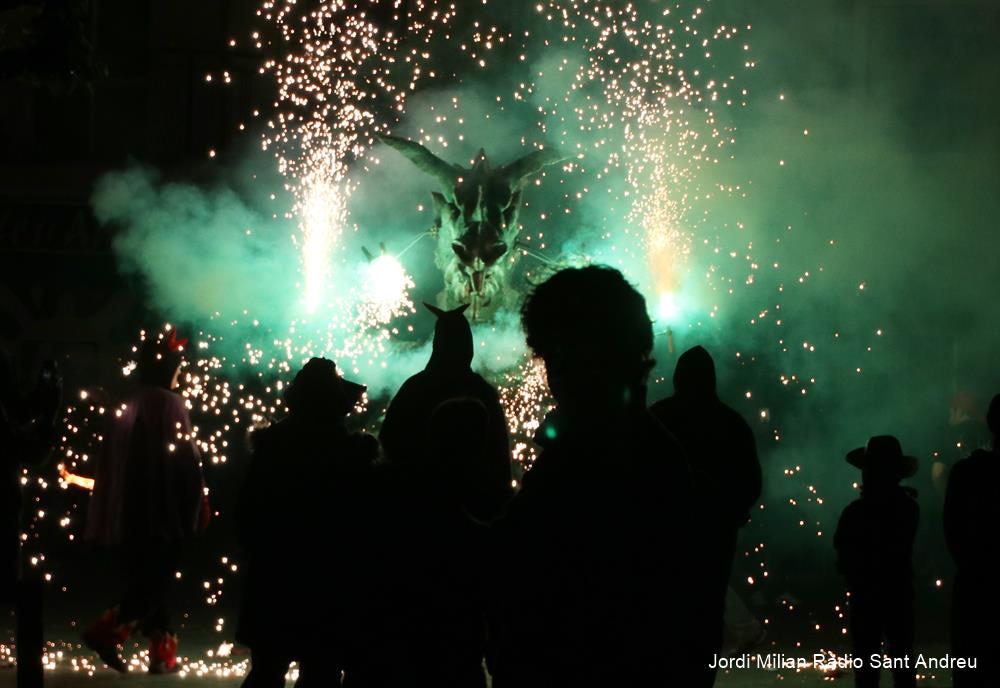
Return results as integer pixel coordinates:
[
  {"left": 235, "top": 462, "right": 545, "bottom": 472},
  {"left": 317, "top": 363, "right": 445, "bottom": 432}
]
[
  {"left": 673, "top": 345, "right": 717, "bottom": 400},
  {"left": 521, "top": 266, "right": 653, "bottom": 415},
  {"left": 137, "top": 330, "right": 185, "bottom": 389},
  {"left": 425, "top": 302, "right": 474, "bottom": 371},
  {"left": 285, "top": 357, "right": 365, "bottom": 418},
  {"left": 846, "top": 435, "right": 917, "bottom": 484},
  {"left": 988, "top": 393, "right": 1000, "bottom": 442}
]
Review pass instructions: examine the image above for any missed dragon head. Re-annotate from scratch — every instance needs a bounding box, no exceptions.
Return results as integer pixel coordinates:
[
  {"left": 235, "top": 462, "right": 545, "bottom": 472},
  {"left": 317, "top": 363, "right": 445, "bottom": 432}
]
[{"left": 379, "top": 134, "right": 564, "bottom": 310}]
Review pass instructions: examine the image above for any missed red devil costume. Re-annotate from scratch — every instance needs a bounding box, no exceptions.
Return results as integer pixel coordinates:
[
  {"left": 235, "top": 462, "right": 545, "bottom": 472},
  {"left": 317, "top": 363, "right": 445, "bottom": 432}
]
[{"left": 83, "top": 330, "right": 205, "bottom": 673}]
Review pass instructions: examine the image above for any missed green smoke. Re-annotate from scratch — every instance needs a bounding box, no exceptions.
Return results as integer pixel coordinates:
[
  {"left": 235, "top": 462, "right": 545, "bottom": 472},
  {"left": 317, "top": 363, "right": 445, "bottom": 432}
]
[{"left": 91, "top": 0, "right": 999, "bottom": 639}]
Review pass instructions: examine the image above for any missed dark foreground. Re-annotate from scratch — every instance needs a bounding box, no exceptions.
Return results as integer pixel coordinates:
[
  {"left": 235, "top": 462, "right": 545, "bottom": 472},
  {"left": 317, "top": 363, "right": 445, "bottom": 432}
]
[{"left": 0, "top": 630, "right": 957, "bottom": 687}]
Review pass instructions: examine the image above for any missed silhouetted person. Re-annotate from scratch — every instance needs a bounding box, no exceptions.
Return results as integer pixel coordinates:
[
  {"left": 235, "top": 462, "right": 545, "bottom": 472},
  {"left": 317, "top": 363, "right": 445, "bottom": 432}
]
[
  {"left": 834, "top": 436, "right": 918, "bottom": 688},
  {"left": 379, "top": 302, "right": 511, "bottom": 522},
  {"left": 2, "top": 350, "right": 61, "bottom": 602},
  {"left": 352, "top": 398, "right": 491, "bottom": 687},
  {"left": 83, "top": 330, "right": 206, "bottom": 673},
  {"left": 944, "top": 394, "right": 1000, "bottom": 687},
  {"left": 1, "top": 350, "right": 61, "bottom": 688},
  {"left": 491, "top": 266, "right": 694, "bottom": 688},
  {"left": 650, "top": 345, "right": 761, "bottom": 687},
  {"left": 237, "top": 358, "right": 377, "bottom": 688}
]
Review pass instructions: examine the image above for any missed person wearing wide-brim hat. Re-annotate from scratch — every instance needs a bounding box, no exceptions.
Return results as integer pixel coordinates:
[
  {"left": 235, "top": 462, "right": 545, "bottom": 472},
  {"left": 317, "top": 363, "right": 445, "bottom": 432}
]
[
  {"left": 835, "top": 435, "right": 919, "bottom": 688},
  {"left": 845, "top": 435, "right": 919, "bottom": 481},
  {"left": 283, "top": 356, "right": 367, "bottom": 418},
  {"left": 236, "top": 357, "right": 378, "bottom": 688}
]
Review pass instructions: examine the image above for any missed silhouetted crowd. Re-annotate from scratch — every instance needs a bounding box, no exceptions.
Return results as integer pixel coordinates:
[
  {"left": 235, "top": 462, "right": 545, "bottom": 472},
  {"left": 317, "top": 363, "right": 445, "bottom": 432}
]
[{"left": 3, "top": 266, "right": 999, "bottom": 688}]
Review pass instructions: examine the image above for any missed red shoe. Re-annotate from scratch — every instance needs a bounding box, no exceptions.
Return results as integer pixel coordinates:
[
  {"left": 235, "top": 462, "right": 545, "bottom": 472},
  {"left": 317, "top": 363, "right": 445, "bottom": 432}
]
[
  {"left": 81, "top": 607, "right": 130, "bottom": 673},
  {"left": 147, "top": 630, "right": 180, "bottom": 674}
]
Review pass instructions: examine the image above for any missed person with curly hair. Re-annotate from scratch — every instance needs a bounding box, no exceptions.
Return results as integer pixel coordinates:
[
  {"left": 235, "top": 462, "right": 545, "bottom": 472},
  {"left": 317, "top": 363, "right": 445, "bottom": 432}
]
[{"left": 491, "top": 266, "right": 695, "bottom": 687}]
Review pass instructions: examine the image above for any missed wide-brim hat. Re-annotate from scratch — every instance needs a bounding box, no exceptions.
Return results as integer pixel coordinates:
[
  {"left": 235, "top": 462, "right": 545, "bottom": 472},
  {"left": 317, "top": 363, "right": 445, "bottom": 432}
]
[
  {"left": 286, "top": 357, "right": 366, "bottom": 415},
  {"left": 339, "top": 376, "right": 367, "bottom": 407},
  {"left": 846, "top": 435, "right": 918, "bottom": 479}
]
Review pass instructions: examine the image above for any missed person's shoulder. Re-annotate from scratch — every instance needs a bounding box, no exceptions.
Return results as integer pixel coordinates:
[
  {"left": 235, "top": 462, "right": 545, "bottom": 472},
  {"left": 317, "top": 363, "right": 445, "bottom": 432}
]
[
  {"left": 248, "top": 418, "right": 288, "bottom": 452},
  {"left": 391, "top": 371, "right": 427, "bottom": 396},
  {"left": 721, "top": 400, "right": 751, "bottom": 423},
  {"left": 636, "top": 410, "right": 690, "bottom": 469},
  {"left": 835, "top": 499, "right": 868, "bottom": 538},
  {"left": 135, "top": 384, "right": 178, "bottom": 403},
  {"left": 404, "top": 368, "right": 429, "bottom": 384},
  {"left": 949, "top": 450, "right": 992, "bottom": 482},
  {"left": 840, "top": 497, "right": 865, "bottom": 519},
  {"left": 137, "top": 385, "right": 190, "bottom": 415},
  {"left": 715, "top": 400, "right": 754, "bottom": 432},
  {"left": 835, "top": 499, "right": 862, "bottom": 540},
  {"left": 968, "top": 448, "right": 996, "bottom": 465},
  {"left": 513, "top": 444, "right": 563, "bottom": 495},
  {"left": 467, "top": 370, "right": 498, "bottom": 393},
  {"left": 648, "top": 394, "right": 679, "bottom": 418},
  {"left": 346, "top": 431, "right": 380, "bottom": 463}
]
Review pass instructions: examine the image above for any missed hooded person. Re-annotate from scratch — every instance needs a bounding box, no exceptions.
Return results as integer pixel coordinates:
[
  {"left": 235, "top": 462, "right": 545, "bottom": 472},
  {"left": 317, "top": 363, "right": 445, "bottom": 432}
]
[
  {"left": 351, "top": 397, "right": 494, "bottom": 688},
  {"left": 944, "top": 394, "right": 1000, "bottom": 688},
  {"left": 236, "top": 357, "right": 378, "bottom": 688},
  {"left": 834, "top": 436, "right": 919, "bottom": 688},
  {"left": 649, "top": 345, "right": 761, "bottom": 688},
  {"left": 83, "top": 330, "right": 206, "bottom": 674},
  {"left": 378, "top": 302, "right": 512, "bottom": 522}
]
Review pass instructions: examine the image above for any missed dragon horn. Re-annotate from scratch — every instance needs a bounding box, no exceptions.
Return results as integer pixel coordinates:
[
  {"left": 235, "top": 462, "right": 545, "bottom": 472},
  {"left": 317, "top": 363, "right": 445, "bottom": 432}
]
[{"left": 167, "top": 330, "right": 188, "bottom": 352}]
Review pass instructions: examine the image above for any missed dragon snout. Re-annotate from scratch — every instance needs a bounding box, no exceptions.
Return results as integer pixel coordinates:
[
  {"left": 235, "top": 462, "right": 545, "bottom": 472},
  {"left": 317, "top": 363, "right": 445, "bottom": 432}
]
[{"left": 471, "top": 270, "right": 485, "bottom": 294}]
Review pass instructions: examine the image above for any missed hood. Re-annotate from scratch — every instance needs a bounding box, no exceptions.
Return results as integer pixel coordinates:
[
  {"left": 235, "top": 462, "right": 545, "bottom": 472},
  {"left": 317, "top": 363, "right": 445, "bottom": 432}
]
[
  {"left": 673, "top": 345, "right": 717, "bottom": 399},
  {"left": 425, "top": 302, "right": 474, "bottom": 371}
]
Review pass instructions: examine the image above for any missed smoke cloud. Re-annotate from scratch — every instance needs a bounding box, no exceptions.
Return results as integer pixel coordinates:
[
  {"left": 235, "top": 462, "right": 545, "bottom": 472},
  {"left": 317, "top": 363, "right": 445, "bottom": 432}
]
[{"left": 91, "top": 0, "right": 1000, "bottom": 623}]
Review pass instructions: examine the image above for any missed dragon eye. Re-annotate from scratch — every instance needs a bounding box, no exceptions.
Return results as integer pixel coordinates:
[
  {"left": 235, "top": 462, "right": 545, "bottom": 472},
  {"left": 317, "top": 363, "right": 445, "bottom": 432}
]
[
  {"left": 451, "top": 241, "right": 472, "bottom": 265},
  {"left": 482, "top": 242, "right": 508, "bottom": 265}
]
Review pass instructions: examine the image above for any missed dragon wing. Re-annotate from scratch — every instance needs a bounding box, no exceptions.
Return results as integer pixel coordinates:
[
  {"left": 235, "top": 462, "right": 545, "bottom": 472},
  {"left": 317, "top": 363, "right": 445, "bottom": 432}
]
[
  {"left": 500, "top": 147, "right": 567, "bottom": 188},
  {"left": 378, "top": 134, "right": 462, "bottom": 193}
]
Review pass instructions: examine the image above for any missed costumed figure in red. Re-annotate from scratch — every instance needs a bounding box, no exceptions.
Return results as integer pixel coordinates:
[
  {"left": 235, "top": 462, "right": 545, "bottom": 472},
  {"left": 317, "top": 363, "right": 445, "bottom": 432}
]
[{"left": 82, "top": 330, "right": 208, "bottom": 673}]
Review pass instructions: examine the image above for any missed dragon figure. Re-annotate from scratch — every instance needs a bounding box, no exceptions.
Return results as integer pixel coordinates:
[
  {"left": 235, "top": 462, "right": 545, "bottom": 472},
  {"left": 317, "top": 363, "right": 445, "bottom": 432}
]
[{"left": 379, "top": 134, "right": 564, "bottom": 319}]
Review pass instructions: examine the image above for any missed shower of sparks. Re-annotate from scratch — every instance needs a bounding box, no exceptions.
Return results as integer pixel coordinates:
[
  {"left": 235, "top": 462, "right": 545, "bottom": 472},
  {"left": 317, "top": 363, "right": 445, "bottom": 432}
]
[
  {"left": 498, "top": 356, "right": 551, "bottom": 468},
  {"left": 261, "top": 0, "right": 456, "bottom": 313},
  {"left": 529, "top": 1, "right": 743, "bottom": 295},
  {"left": 298, "top": 173, "right": 344, "bottom": 312},
  {"left": 15, "top": 0, "right": 914, "bottom": 676},
  {"left": 224, "top": 0, "right": 749, "bottom": 477},
  {"left": 31, "top": 0, "right": 743, "bottom": 610},
  {"left": 254, "top": 0, "right": 747, "bottom": 311}
]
